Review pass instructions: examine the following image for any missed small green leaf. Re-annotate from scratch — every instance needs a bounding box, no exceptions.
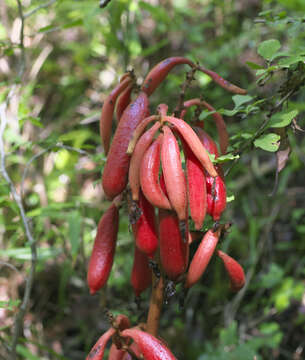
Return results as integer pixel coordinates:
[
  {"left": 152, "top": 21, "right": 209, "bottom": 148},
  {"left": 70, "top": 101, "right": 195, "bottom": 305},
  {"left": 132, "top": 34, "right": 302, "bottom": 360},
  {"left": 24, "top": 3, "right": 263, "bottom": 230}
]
[
  {"left": 258, "top": 39, "right": 281, "bottom": 60},
  {"left": 232, "top": 95, "right": 253, "bottom": 108},
  {"left": 246, "top": 61, "right": 264, "bottom": 70},
  {"left": 254, "top": 133, "right": 280, "bottom": 152},
  {"left": 269, "top": 110, "right": 298, "bottom": 128},
  {"left": 17, "top": 345, "right": 41, "bottom": 360},
  {"left": 216, "top": 153, "right": 240, "bottom": 163},
  {"left": 278, "top": 56, "right": 304, "bottom": 67},
  {"left": 0, "top": 299, "right": 21, "bottom": 311},
  {"left": 63, "top": 19, "right": 83, "bottom": 29}
]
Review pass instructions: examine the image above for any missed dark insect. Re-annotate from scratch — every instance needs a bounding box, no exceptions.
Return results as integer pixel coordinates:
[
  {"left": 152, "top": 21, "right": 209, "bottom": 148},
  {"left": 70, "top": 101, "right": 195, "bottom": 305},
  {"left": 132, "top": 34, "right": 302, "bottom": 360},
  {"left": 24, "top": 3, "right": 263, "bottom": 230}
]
[
  {"left": 164, "top": 280, "right": 176, "bottom": 304},
  {"left": 148, "top": 259, "right": 160, "bottom": 278}
]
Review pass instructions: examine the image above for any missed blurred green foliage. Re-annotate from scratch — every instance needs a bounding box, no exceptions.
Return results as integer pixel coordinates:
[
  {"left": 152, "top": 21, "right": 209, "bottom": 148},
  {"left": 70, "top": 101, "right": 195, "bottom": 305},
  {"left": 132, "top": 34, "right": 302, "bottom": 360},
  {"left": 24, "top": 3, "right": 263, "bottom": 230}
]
[{"left": 0, "top": 0, "right": 305, "bottom": 359}]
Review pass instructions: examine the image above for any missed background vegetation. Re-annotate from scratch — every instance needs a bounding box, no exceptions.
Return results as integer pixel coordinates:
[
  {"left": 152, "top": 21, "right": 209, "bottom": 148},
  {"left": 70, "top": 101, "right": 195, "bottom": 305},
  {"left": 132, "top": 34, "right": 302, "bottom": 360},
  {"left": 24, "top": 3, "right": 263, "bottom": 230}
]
[{"left": 0, "top": 0, "right": 304, "bottom": 359}]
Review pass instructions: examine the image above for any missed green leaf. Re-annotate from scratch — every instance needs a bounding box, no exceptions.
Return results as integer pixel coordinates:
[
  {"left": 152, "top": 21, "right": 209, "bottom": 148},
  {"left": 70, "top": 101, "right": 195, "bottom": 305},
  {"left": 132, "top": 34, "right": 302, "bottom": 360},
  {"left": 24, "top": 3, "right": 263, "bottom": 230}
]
[
  {"left": 258, "top": 39, "right": 281, "bottom": 60},
  {"left": 17, "top": 345, "right": 41, "bottom": 360},
  {"left": 278, "top": 56, "right": 304, "bottom": 67},
  {"left": 216, "top": 153, "right": 240, "bottom": 163},
  {"left": 269, "top": 110, "right": 298, "bottom": 128},
  {"left": 246, "top": 61, "right": 264, "bottom": 70},
  {"left": 254, "top": 133, "right": 280, "bottom": 152},
  {"left": 232, "top": 95, "right": 253, "bottom": 108},
  {"left": 63, "top": 19, "right": 83, "bottom": 29}
]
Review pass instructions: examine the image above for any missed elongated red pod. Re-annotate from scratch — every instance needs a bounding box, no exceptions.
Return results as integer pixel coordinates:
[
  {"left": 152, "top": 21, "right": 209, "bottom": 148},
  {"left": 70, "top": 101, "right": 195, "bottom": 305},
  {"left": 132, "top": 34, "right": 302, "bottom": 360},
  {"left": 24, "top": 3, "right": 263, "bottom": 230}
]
[
  {"left": 159, "top": 208, "right": 188, "bottom": 280},
  {"left": 163, "top": 116, "right": 217, "bottom": 177},
  {"left": 161, "top": 126, "right": 187, "bottom": 221},
  {"left": 100, "top": 77, "right": 131, "bottom": 155},
  {"left": 193, "top": 126, "right": 219, "bottom": 157},
  {"left": 121, "top": 328, "right": 177, "bottom": 360},
  {"left": 133, "top": 191, "right": 158, "bottom": 257},
  {"left": 86, "top": 327, "right": 115, "bottom": 360},
  {"left": 217, "top": 250, "right": 245, "bottom": 291},
  {"left": 87, "top": 203, "right": 119, "bottom": 294},
  {"left": 102, "top": 92, "right": 149, "bottom": 199},
  {"left": 185, "top": 228, "right": 220, "bottom": 288},
  {"left": 131, "top": 246, "right": 152, "bottom": 297},
  {"left": 108, "top": 314, "right": 131, "bottom": 360},
  {"left": 198, "top": 66, "right": 247, "bottom": 95},
  {"left": 129, "top": 122, "right": 161, "bottom": 202},
  {"left": 206, "top": 165, "right": 226, "bottom": 221},
  {"left": 140, "top": 135, "right": 171, "bottom": 210},
  {"left": 116, "top": 84, "right": 132, "bottom": 122},
  {"left": 182, "top": 138, "right": 207, "bottom": 230},
  {"left": 180, "top": 99, "right": 228, "bottom": 155},
  {"left": 142, "top": 57, "right": 195, "bottom": 96}
]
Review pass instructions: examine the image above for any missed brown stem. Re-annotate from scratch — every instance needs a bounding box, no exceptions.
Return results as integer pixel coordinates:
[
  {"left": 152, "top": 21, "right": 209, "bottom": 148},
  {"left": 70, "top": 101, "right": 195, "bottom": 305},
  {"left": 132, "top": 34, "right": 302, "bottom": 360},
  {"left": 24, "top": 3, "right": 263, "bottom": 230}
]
[{"left": 146, "top": 274, "right": 164, "bottom": 336}]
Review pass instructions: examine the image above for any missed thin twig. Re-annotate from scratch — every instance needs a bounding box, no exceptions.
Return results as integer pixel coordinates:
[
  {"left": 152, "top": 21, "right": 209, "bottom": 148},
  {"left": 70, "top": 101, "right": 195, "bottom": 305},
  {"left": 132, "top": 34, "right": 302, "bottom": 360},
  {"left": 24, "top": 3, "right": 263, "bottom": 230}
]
[
  {"left": 16, "top": 0, "right": 25, "bottom": 77},
  {"left": 24, "top": 0, "right": 57, "bottom": 19}
]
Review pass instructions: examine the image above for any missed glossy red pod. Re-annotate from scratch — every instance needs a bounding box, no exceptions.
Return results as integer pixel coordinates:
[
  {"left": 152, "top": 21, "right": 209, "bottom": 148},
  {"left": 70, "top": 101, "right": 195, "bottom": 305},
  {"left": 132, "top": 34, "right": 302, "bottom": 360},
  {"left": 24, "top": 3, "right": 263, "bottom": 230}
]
[
  {"left": 86, "top": 327, "right": 115, "bottom": 360},
  {"left": 131, "top": 246, "right": 152, "bottom": 297},
  {"left": 141, "top": 57, "right": 194, "bottom": 96},
  {"left": 100, "top": 77, "right": 131, "bottom": 155},
  {"left": 185, "top": 228, "right": 220, "bottom": 288},
  {"left": 217, "top": 250, "right": 245, "bottom": 291},
  {"left": 87, "top": 203, "right": 119, "bottom": 294},
  {"left": 133, "top": 191, "right": 158, "bottom": 257},
  {"left": 206, "top": 165, "right": 226, "bottom": 221},
  {"left": 102, "top": 91, "right": 149, "bottom": 199},
  {"left": 140, "top": 135, "right": 171, "bottom": 210},
  {"left": 182, "top": 137, "right": 207, "bottom": 230},
  {"left": 161, "top": 125, "right": 187, "bottom": 221},
  {"left": 158, "top": 181, "right": 188, "bottom": 281},
  {"left": 116, "top": 84, "right": 132, "bottom": 122},
  {"left": 121, "top": 328, "right": 177, "bottom": 360}
]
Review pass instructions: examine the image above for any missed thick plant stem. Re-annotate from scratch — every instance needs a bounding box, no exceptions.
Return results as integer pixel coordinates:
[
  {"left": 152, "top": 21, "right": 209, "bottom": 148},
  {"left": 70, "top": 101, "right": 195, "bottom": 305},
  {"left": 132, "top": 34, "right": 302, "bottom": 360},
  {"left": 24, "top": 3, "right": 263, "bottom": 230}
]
[{"left": 146, "top": 274, "right": 164, "bottom": 336}]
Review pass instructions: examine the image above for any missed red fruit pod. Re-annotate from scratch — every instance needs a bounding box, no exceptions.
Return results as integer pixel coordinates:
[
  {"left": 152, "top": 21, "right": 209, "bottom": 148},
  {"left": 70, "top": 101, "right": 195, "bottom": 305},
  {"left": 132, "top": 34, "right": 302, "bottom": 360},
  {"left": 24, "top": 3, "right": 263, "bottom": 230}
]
[
  {"left": 131, "top": 246, "right": 152, "bottom": 297},
  {"left": 100, "top": 77, "right": 131, "bottom": 155},
  {"left": 129, "top": 122, "right": 161, "bottom": 202},
  {"left": 198, "top": 66, "right": 247, "bottom": 95},
  {"left": 185, "top": 228, "right": 220, "bottom": 288},
  {"left": 121, "top": 328, "right": 177, "bottom": 360},
  {"left": 102, "top": 91, "right": 149, "bottom": 199},
  {"left": 132, "top": 191, "right": 158, "bottom": 257},
  {"left": 194, "top": 126, "right": 219, "bottom": 157},
  {"left": 217, "top": 250, "right": 245, "bottom": 292},
  {"left": 116, "top": 84, "right": 133, "bottom": 122},
  {"left": 161, "top": 125, "right": 187, "bottom": 221},
  {"left": 158, "top": 208, "right": 188, "bottom": 280},
  {"left": 87, "top": 202, "right": 119, "bottom": 294},
  {"left": 206, "top": 165, "right": 226, "bottom": 221},
  {"left": 182, "top": 138, "right": 207, "bottom": 230},
  {"left": 86, "top": 327, "right": 115, "bottom": 360},
  {"left": 163, "top": 116, "right": 217, "bottom": 177},
  {"left": 140, "top": 135, "right": 172, "bottom": 210},
  {"left": 141, "top": 57, "right": 195, "bottom": 96}
]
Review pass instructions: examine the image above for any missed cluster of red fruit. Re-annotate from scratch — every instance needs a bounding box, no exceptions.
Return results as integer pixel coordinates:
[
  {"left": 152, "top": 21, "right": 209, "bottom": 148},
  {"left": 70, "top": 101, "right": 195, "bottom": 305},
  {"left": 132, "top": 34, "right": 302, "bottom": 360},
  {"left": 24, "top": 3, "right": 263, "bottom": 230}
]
[{"left": 86, "top": 57, "right": 246, "bottom": 360}]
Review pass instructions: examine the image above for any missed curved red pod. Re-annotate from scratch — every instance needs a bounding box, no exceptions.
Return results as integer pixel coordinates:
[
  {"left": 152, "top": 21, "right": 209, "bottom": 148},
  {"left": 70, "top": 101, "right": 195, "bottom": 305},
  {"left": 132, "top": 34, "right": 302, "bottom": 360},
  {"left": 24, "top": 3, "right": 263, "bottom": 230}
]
[
  {"left": 161, "top": 126, "right": 187, "bottom": 221},
  {"left": 87, "top": 203, "right": 119, "bottom": 294},
  {"left": 195, "top": 127, "right": 226, "bottom": 221},
  {"left": 185, "top": 228, "right": 220, "bottom": 288},
  {"left": 133, "top": 191, "right": 158, "bottom": 257},
  {"left": 116, "top": 84, "right": 133, "bottom": 123},
  {"left": 129, "top": 122, "right": 161, "bottom": 202},
  {"left": 217, "top": 250, "right": 245, "bottom": 292},
  {"left": 182, "top": 137, "right": 207, "bottom": 230},
  {"left": 131, "top": 246, "right": 152, "bottom": 297},
  {"left": 86, "top": 327, "right": 115, "bottom": 360},
  {"left": 141, "top": 57, "right": 195, "bottom": 96},
  {"left": 194, "top": 126, "right": 219, "bottom": 157},
  {"left": 100, "top": 77, "right": 131, "bottom": 155},
  {"left": 158, "top": 207, "right": 188, "bottom": 281},
  {"left": 140, "top": 135, "right": 172, "bottom": 210},
  {"left": 163, "top": 116, "right": 217, "bottom": 177},
  {"left": 102, "top": 91, "right": 149, "bottom": 199},
  {"left": 121, "top": 328, "right": 177, "bottom": 360},
  {"left": 206, "top": 165, "right": 226, "bottom": 221}
]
